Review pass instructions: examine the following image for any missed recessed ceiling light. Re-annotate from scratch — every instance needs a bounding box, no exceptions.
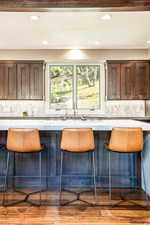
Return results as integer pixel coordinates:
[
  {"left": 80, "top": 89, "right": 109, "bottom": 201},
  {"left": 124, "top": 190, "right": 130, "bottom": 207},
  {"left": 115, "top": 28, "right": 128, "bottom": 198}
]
[
  {"left": 42, "top": 41, "right": 48, "bottom": 45},
  {"left": 95, "top": 41, "right": 100, "bottom": 45},
  {"left": 147, "top": 40, "right": 150, "bottom": 44},
  {"left": 101, "top": 14, "right": 112, "bottom": 21},
  {"left": 71, "top": 47, "right": 79, "bottom": 50},
  {"left": 69, "top": 49, "right": 84, "bottom": 60},
  {"left": 30, "top": 15, "right": 40, "bottom": 21}
]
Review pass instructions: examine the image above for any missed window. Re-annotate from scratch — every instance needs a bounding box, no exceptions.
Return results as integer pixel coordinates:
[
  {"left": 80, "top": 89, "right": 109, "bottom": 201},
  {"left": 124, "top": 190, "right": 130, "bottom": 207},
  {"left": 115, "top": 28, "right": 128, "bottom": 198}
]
[
  {"left": 76, "top": 65, "right": 100, "bottom": 109},
  {"left": 49, "top": 65, "right": 73, "bottom": 109},
  {"left": 48, "top": 63, "right": 105, "bottom": 115}
]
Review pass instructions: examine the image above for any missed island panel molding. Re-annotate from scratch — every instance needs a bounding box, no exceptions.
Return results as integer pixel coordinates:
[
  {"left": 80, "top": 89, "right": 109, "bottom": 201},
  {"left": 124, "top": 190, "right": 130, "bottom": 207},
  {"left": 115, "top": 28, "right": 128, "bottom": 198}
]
[{"left": 0, "top": 0, "right": 150, "bottom": 11}]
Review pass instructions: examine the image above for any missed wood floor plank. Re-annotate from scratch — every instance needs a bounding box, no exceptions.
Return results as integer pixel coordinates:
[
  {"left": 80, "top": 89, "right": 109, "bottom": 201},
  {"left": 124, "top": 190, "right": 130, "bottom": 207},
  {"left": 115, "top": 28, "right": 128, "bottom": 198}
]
[{"left": 0, "top": 190, "right": 150, "bottom": 225}]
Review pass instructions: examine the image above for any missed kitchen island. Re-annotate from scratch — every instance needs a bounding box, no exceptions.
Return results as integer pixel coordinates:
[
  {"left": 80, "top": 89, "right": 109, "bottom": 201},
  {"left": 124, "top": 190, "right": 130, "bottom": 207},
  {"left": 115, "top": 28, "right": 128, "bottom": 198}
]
[
  {"left": 0, "top": 118, "right": 149, "bottom": 130},
  {"left": 0, "top": 119, "right": 149, "bottom": 195}
]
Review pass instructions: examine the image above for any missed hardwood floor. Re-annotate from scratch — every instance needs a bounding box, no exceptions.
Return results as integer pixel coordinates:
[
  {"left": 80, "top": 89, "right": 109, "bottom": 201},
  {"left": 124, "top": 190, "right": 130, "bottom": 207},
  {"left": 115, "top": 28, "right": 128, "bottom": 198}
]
[{"left": 0, "top": 189, "right": 150, "bottom": 225}]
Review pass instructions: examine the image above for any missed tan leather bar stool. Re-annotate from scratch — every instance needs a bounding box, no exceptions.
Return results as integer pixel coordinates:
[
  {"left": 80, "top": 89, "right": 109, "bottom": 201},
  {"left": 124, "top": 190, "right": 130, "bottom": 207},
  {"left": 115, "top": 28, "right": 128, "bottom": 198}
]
[
  {"left": 3, "top": 128, "right": 44, "bottom": 206},
  {"left": 60, "top": 128, "right": 96, "bottom": 206},
  {"left": 105, "top": 127, "right": 148, "bottom": 208}
]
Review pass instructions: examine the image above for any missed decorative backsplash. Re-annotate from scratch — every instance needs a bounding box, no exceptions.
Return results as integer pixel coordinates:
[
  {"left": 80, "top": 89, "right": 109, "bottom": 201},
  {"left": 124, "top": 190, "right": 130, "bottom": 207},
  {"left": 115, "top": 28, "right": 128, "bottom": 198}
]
[
  {"left": 0, "top": 101, "right": 46, "bottom": 117},
  {"left": 145, "top": 101, "right": 150, "bottom": 117},
  {"left": 105, "top": 100, "right": 145, "bottom": 117},
  {"left": 0, "top": 100, "right": 146, "bottom": 117}
]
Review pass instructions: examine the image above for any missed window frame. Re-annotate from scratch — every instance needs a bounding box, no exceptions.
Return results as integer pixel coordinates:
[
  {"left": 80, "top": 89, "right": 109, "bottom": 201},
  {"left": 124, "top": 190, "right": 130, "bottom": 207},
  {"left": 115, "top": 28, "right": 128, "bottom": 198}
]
[
  {"left": 75, "top": 64, "right": 101, "bottom": 110},
  {"left": 49, "top": 64, "right": 74, "bottom": 110},
  {"left": 45, "top": 61, "right": 106, "bottom": 116}
]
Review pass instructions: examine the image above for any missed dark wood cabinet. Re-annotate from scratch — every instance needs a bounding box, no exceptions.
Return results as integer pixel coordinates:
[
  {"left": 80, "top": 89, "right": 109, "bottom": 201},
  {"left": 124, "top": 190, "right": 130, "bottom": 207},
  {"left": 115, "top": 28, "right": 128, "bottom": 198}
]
[
  {"left": 17, "top": 63, "right": 44, "bottom": 100},
  {"left": 121, "top": 62, "right": 135, "bottom": 100},
  {"left": 29, "top": 63, "right": 44, "bottom": 100},
  {"left": 107, "top": 63, "right": 121, "bottom": 100},
  {"left": 107, "top": 60, "right": 150, "bottom": 100},
  {"left": 17, "top": 63, "right": 30, "bottom": 99},
  {"left": 0, "top": 61, "right": 45, "bottom": 100},
  {"left": 0, "top": 63, "right": 17, "bottom": 99},
  {"left": 134, "top": 62, "right": 150, "bottom": 100}
]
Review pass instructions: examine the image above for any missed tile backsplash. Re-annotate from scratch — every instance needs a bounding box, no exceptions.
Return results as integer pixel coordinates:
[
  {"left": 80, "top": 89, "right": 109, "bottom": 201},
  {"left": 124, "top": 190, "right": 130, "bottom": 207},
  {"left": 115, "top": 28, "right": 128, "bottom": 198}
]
[
  {"left": 145, "top": 101, "right": 150, "bottom": 117},
  {"left": 105, "top": 100, "right": 145, "bottom": 117},
  {"left": 0, "top": 100, "right": 146, "bottom": 117},
  {"left": 0, "top": 101, "right": 46, "bottom": 117}
]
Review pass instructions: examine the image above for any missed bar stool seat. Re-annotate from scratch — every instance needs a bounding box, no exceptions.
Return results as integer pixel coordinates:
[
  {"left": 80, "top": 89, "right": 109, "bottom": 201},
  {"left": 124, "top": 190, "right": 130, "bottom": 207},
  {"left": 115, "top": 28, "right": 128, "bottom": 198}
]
[
  {"left": 106, "top": 127, "right": 143, "bottom": 153},
  {"left": 105, "top": 127, "right": 148, "bottom": 208},
  {"left": 60, "top": 128, "right": 96, "bottom": 206},
  {"left": 3, "top": 128, "right": 45, "bottom": 206},
  {"left": 7, "top": 128, "right": 44, "bottom": 152}
]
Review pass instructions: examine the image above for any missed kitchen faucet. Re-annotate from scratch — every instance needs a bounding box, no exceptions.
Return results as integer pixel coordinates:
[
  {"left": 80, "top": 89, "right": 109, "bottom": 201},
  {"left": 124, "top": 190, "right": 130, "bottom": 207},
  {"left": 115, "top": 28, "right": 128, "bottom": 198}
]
[
  {"left": 63, "top": 109, "right": 87, "bottom": 120},
  {"left": 63, "top": 108, "right": 77, "bottom": 120}
]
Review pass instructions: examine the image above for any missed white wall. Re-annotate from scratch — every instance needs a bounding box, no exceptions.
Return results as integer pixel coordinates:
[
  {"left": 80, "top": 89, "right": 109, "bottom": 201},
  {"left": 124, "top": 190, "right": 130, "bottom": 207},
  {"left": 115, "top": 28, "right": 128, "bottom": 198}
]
[
  {"left": 0, "top": 49, "right": 149, "bottom": 117},
  {"left": 0, "top": 49, "right": 148, "bottom": 61}
]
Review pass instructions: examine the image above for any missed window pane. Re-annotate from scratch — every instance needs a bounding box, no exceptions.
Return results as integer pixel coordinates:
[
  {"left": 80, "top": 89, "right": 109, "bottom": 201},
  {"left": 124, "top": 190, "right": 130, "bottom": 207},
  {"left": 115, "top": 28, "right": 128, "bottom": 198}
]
[
  {"left": 49, "top": 65, "right": 73, "bottom": 109},
  {"left": 76, "top": 65, "right": 100, "bottom": 109}
]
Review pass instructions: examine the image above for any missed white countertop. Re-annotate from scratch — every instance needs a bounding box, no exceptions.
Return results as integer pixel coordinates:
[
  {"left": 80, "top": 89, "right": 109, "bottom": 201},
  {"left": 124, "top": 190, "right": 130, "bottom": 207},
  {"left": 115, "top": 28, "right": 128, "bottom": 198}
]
[{"left": 0, "top": 119, "right": 150, "bottom": 131}]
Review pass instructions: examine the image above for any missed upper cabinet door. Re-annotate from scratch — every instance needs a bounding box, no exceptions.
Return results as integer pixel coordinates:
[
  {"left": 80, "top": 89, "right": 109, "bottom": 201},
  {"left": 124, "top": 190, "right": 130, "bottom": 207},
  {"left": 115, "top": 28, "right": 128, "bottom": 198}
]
[
  {"left": 17, "top": 64, "right": 30, "bottom": 99},
  {"left": 29, "top": 63, "right": 44, "bottom": 100},
  {"left": 134, "top": 62, "right": 150, "bottom": 100},
  {"left": 0, "top": 63, "right": 17, "bottom": 99},
  {"left": 121, "top": 62, "right": 135, "bottom": 100},
  {"left": 107, "top": 61, "right": 150, "bottom": 100},
  {"left": 107, "top": 63, "right": 121, "bottom": 100},
  {"left": 17, "top": 63, "right": 44, "bottom": 100}
]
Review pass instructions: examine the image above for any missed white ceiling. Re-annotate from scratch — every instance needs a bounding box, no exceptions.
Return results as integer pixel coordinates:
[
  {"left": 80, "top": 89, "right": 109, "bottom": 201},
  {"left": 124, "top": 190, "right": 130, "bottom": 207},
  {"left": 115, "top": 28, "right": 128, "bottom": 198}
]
[{"left": 0, "top": 11, "right": 150, "bottom": 49}]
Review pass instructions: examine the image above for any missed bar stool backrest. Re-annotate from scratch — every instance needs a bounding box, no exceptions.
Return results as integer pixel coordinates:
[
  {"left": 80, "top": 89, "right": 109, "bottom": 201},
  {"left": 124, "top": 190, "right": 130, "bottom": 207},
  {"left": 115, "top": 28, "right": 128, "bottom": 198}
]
[
  {"left": 61, "top": 128, "right": 95, "bottom": 152},
  {"left": 108, "top": 127, "right": 143, "bottom": 152},
  {"left": 7, "top": 128, "right": 42, "bottom": 152}
]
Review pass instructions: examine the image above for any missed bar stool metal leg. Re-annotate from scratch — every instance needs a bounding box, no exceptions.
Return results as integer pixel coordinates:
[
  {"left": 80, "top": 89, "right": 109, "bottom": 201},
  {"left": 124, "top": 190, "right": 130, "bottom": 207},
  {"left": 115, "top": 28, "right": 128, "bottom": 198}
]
[
  {"left": 3, "top": 151, "right": 43, "bottom": 206},
  {"left": 141, "top": 152, "right": 149, "bottom": 208},
  {"left": 46, "top": 146, "right": 49, "bottom": 191},
  {"left": 39, "top": 151, "right": 42, "bottom": 205},
  {"left": 12, "top": 152, "right": 17, "bottom": 194},
  {"left": 60, "top": 151, "right": 96, "bottom": 206},
  {"left": 20, "top": 151, "right": 43, "bottom": 206},
  {"left": 110, "top": 152, "right": 149, "bottom": 209},
  {"left": 3, "top": 151, "right": 10, "bottom": 206},
  {"left": 108, "top": 151, "right": 112, "bottom": 201},
  {"left": 92, "top": 151, "right": 97, "bottom": 202},
  {"left": 108, "top": 151, "right": 123, "bottom": 207},
  {"left": 59, "top": 151, "right": 63, "bottom": 202}
]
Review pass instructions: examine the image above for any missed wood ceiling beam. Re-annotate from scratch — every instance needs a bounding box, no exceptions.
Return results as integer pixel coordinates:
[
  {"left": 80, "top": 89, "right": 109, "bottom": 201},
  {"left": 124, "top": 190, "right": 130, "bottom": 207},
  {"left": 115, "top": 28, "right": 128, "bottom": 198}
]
[{"left": 0, "top": 0, "right": 150, "bottom": 11}]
